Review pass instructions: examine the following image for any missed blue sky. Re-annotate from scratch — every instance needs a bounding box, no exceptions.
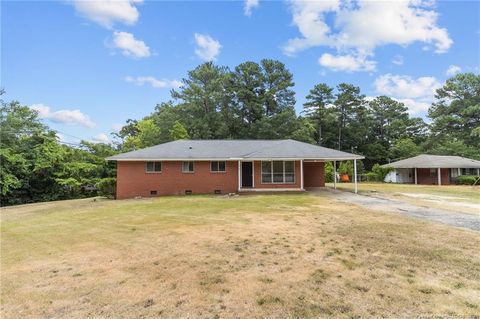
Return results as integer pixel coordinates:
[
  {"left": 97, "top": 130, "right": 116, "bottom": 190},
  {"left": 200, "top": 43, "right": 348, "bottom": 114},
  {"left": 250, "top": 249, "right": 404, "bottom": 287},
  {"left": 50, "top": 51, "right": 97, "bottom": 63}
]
[{"left": 3, "top": 0, "right": 479, "bottom": 144}]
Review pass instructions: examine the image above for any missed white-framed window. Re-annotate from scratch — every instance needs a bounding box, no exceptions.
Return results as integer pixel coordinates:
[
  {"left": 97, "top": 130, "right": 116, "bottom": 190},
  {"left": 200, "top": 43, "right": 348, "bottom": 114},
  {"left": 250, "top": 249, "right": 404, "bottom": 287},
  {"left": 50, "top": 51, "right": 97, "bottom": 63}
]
[
  {"left": 261, "top": 161, "right": 295, "bottom": 184},
  {"left": 182, "top": 161, "right": 194, "bottom": 173},
  {"left": 210, "top": 161, "right": 226, "bottom": 172},
  {"left": 146, "top": 161, "right": 162, "bottom": 173},
  {"left": 462, "top": 168, "right": 477, "bottom": 175}
]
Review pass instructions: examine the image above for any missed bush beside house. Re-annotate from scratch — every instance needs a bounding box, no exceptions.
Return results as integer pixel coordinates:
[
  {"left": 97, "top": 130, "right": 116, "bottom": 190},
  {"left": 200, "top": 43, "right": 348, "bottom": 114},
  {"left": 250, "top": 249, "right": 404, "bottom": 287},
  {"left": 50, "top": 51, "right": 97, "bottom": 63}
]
[
  {"left": 456, "top": 175, "right": 479, "bottom": 185},
  {"left": 96, "top": 178, "right": 116, "bottom": 198}
]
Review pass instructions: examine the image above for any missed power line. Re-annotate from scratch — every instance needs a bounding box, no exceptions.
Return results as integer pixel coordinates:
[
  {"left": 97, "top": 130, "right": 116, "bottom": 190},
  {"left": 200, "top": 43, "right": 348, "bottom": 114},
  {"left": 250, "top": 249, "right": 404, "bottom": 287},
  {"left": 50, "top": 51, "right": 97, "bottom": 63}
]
[
  {"left": 1, "top": 128, "right": 99, "bottom": 144},
  {"left": 0, "top": 128, "right": 86, "bottom": 147},
  {"left": 58, "top": 141, "right": 84, "bottom": 147},
  {"left": 53, "top": 129, "right": 85, "bottom": 142}
]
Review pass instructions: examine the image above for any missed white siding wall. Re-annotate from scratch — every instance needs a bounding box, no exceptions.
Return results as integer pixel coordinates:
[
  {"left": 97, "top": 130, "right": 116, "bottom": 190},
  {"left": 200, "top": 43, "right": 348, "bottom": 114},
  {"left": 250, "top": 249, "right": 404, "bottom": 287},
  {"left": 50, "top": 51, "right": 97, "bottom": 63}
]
[
  {"left": 384, "top": 171, "right": 397, "bottom": 183},
  {"left": 384, "top": 168, "right": 414, "bottom": 183}
]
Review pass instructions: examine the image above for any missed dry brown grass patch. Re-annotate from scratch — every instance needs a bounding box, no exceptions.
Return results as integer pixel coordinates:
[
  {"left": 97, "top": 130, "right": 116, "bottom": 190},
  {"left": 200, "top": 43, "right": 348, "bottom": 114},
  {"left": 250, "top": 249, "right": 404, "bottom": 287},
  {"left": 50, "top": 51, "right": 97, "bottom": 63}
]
[{"left": 1, "top": 194, "right": 479, "bottom": 318}]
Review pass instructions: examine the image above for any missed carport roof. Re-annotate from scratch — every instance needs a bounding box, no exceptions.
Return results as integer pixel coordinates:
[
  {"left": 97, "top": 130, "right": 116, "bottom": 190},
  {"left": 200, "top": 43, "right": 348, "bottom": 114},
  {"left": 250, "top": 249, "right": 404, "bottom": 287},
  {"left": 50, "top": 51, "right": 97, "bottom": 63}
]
[
  {"left": 383, "top": 154, "right": 480, "bottom": 169},
  {"left": 106, "top": 139, "right": 364, "bottom": 161}
]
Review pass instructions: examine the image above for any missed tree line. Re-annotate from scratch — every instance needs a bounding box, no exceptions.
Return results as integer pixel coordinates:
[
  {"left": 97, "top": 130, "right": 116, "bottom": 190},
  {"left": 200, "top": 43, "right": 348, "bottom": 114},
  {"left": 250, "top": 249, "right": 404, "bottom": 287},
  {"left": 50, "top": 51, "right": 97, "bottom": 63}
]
[
  {"left": 117, "top": 61, "right": 479, "bottom": 166},
  {"left": 1, "top": 61, "right": 479, "bottom": 205},
  {"left": 1, "top": 94, "right": 117, "bottom": 205}
]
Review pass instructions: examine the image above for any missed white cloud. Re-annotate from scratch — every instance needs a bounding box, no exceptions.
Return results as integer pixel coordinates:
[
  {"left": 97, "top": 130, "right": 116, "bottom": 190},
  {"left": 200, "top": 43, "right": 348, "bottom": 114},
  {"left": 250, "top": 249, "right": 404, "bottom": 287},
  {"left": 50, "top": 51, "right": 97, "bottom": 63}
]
[
  {"left": 112, "top": 31, "right": 150, "bottom": 58},
  {"left": 194, "top": 33, "right": 222, "bottom": 61},
  {"left": 284, "top": 0, "right": 452, "bottom": 71},
  {"left": 31, "top": 104, "right": 96, "bottom": 128},
  {"left": 374, "top": 73, "right": 442, "bottom": 114},
  {"left": 318, "top": 53, "right": 376, "bottom": 72},
  {"left": 125, "top": 76, "right": 182, "bottom": 89},
  {"left": 244, "top": 0, "right": 259, "bottom": 16},
  {"left": 394, "top": 98, "right": 432, "bottom": 115},
  {"left": 72, "top": 0, "right": 143, "bottom": 29},
  {"left": 446, "top": 65, "right": 461, "bottom": 76},
  {"left": 111, "top": 123, "right": 124, "bottom": 133},
  {"left": 55, "top": 133, "right": 66, "bottom": 143},
  {"left": 392, "top": 55, "right": 404, "bottom": 65},
  {"left": 374, "top": 73, "right": 440, "bottom": 99},
  {"left": 92, "top": 133, "right": 110, "bottom": 144},
  {"left": 283, "top": 0, "right": 339, "bottom": 56}
]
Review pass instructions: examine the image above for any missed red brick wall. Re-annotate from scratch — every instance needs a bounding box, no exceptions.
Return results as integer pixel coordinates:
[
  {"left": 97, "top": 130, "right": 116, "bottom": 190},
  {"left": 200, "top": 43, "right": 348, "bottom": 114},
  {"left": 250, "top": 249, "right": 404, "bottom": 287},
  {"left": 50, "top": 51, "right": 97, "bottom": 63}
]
[
  {"left": 252, "top": 160, "right": 302, "bottom": 189},
  {"left": 116, "top": 160, "right": 329, "bottom": 198},
  {"left": 116, "top": 161, "right": 239, "bottom": 199},
  {"left": 303, "top": 162, "right": 325, "bottom": 187},
  {"left": 416, "top": 168, "right": 450, "bottom": 185}
]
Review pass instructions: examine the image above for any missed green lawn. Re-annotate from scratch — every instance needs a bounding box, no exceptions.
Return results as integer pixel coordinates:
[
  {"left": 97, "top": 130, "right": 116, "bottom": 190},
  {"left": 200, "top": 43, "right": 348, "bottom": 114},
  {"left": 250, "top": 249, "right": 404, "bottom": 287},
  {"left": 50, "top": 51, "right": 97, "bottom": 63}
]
[{"left": 2, "top": 194, "right": 480, "bottom": 318}]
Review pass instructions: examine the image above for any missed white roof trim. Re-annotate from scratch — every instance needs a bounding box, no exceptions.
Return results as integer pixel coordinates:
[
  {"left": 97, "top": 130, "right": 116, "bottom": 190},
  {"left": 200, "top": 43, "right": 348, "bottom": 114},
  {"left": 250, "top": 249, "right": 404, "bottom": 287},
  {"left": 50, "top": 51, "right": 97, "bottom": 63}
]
[{"left": 112, "top": 157, "right": 364, "bottom": 161}]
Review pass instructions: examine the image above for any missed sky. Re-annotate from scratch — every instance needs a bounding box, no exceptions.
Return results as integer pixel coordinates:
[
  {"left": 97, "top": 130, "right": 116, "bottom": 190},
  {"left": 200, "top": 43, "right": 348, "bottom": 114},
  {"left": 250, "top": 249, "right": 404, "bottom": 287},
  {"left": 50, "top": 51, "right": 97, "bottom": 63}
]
[{"left": 3, "top": 0, "right": 480, "bottom": 144}]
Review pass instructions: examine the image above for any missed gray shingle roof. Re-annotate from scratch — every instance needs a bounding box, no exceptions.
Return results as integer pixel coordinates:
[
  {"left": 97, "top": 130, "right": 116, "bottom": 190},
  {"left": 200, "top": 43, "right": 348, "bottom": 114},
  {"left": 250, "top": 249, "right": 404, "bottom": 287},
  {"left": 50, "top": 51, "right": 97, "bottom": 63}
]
[
  {"left": 106, "top": 139, "right": 364, "bottom": 161},
  {"left": 383, "top": 154, "right": 480, "bottom": 169}
]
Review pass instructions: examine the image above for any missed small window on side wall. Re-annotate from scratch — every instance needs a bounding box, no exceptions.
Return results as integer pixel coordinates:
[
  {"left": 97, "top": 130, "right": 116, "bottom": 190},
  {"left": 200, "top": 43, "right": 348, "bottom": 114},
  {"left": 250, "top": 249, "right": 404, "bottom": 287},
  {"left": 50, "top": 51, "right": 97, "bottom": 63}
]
[
  {"left": 211, "top": 161, "right": 226, "bottom": 172},
  {"left": 182, "top": 161, "right": 194, "bottom": 173},
  {"left": 146, "top": 161, "right": 162, "bottom": 173}
]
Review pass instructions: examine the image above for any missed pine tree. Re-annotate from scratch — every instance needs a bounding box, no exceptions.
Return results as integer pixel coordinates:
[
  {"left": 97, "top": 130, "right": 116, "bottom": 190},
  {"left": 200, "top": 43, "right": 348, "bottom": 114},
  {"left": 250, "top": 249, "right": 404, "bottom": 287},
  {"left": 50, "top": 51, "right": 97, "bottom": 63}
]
[{"left": 303, "top": 83, "right": 334, "bottom": 145}]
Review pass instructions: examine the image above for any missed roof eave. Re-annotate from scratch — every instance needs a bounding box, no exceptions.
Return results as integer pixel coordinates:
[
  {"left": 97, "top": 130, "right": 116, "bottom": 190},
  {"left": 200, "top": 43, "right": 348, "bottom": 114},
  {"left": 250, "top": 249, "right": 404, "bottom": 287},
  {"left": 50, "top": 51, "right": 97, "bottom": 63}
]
[
  {"left": 384, "top": 165, "right": 480, "bottom": 169},
  {"left": 106, "top": 156, "right": 365, "bottom": 161}
]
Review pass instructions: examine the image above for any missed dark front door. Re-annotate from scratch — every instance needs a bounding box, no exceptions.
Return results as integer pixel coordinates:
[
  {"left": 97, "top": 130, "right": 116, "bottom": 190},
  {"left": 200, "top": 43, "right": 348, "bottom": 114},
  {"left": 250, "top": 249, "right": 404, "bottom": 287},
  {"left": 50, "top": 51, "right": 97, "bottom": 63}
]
[{"left": 241, "top": 162, "right": 253, "bottom": 188}]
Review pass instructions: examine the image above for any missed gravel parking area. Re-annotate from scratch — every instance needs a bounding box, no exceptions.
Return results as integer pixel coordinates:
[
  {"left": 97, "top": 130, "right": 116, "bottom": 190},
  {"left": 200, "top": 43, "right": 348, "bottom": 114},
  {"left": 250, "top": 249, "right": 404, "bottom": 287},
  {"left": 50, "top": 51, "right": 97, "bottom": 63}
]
[{"left": 319, "top": 188, "right": 480, "bottom": 231}]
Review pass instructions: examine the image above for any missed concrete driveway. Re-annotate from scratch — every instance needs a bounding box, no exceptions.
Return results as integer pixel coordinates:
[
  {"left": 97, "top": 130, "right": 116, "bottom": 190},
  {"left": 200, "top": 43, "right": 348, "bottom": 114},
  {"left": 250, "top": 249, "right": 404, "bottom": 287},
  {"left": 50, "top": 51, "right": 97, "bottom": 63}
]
[{"left": 315, "top": 188, "right": 480, "bottom": 231}]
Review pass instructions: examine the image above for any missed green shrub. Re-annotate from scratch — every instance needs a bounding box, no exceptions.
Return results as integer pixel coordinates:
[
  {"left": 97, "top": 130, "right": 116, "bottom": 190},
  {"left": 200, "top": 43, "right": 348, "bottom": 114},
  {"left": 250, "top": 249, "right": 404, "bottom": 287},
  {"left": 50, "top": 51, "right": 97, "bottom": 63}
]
[
  {"left": 325, "top": 160, "right": 364, "bottom": 182},
  {"left": 325, "top": 162, "right": 334, "bottom": 183},
  {"left": 371, "top": 164, "right": 393, "bottom": 182},
  {"left": 96, "top": 177, "right": 116, "bottom": 198},
  {"left": 456, "top": 175, "right": 479, "bottom": 185},
  {"left": 361, "top": 172, "right": 378, "bottom": 182}
]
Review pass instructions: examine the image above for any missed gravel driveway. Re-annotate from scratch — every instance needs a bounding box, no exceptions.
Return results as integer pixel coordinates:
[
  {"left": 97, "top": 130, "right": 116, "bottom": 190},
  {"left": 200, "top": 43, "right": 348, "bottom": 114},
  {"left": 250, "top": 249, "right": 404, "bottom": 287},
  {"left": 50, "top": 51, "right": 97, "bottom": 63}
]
[{"left": 317, "top": 188, "right": 480, "bottom": 231}]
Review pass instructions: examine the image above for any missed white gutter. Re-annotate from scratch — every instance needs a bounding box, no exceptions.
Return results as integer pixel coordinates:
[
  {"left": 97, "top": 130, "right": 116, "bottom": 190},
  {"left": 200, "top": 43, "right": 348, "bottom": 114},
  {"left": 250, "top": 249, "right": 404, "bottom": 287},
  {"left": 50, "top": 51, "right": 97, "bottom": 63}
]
[{"left": 106, "top": 157, "right": 364, "bottom": 161}]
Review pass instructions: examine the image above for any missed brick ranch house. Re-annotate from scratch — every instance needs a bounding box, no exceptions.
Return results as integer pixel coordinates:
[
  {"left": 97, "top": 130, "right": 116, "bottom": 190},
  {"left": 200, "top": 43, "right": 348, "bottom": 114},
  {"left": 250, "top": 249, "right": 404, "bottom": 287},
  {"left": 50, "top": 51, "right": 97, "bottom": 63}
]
[
  {"left": 383, "top": 154, "right": 480, "bottom": 185},
  {"left": 106, "top": 139, "right": 364, "bottom": 199}
]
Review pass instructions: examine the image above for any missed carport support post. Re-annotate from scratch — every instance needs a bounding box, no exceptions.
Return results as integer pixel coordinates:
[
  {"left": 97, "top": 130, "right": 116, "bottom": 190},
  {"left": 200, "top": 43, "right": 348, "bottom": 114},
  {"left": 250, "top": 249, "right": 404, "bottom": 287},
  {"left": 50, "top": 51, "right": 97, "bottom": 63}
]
[
  {"left": 354, "top": 159, "right": 358, "bottom": 194},
  {"left": 333, "top": 161, "right": 337, "bottom": 189},
  {"left": 300, "top": 160, "right": 304, "bottom": 190},
  {"left": 438, "top": 168, "right": 441, "bottom": 185},
  {"left": 238, "top": 160, "right": 241, "bottom": 192},
  {"left": 414, "top": 168, "right": 417, "bottom": 185}
]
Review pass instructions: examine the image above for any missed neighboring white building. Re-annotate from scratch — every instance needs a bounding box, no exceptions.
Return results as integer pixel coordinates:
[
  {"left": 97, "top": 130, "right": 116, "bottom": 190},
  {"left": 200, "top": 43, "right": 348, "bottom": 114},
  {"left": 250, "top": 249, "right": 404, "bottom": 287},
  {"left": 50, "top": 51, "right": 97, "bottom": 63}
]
[
  {"left": 383, "top": 154, "right": 480, "bottom": 185},
  {"left": 384, "top": 168, "right": 414, "bottom": 183}
]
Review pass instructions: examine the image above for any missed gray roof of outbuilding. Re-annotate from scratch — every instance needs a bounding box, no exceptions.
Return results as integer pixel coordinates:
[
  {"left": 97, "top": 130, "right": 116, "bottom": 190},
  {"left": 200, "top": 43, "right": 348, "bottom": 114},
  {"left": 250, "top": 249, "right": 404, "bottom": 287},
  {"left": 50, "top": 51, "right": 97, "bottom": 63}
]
[
  {"left": 106, "top": 139, "right": 364, "bottom": 161},
  {"left": 382, "top": 154, "right": 480, "bottom": 169}
]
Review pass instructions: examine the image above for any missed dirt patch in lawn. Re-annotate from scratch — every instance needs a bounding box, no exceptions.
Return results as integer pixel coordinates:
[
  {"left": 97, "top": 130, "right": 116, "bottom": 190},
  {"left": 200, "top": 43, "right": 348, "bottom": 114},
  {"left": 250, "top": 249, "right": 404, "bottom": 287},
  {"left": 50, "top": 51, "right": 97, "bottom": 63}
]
[
  {"left": 397, "top": 193, "right": 480, "bottom": 215},
  {"left": 327, "top": 182, "right": 480, "bottom": 216},
  {"left": 2, "top": 194, "right": 480, "bottom": 318}
]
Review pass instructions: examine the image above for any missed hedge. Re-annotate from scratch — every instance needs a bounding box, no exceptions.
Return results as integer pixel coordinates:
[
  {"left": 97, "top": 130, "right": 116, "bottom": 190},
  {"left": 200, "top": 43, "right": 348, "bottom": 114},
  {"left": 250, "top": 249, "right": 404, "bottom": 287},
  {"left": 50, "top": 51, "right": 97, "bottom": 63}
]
[
  {"left": 96, "top": 177, "right": 116, "bottom": 198},
  {"left": 456, "top": 175, "right": 479, "bottom": 185}
]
